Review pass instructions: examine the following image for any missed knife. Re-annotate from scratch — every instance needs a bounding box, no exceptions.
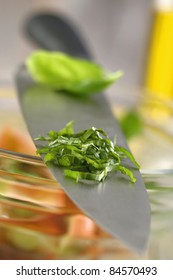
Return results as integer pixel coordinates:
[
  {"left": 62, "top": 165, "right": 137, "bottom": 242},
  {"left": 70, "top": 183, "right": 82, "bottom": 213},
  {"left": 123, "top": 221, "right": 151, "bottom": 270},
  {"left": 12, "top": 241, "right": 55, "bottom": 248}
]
[{"left": 15, "top": 13, "right": 150, "bottom": 253}]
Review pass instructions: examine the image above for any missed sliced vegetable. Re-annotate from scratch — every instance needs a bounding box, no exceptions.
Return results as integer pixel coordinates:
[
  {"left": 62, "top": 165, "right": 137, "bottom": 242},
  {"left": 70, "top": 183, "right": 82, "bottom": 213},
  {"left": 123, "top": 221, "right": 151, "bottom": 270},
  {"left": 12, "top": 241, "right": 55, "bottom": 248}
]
[
  {"left": 26, "top": 51, "right": 123, "bottom": 95},
  {"left": 35, "top": 121, "right": 139, "bottom": 183}
]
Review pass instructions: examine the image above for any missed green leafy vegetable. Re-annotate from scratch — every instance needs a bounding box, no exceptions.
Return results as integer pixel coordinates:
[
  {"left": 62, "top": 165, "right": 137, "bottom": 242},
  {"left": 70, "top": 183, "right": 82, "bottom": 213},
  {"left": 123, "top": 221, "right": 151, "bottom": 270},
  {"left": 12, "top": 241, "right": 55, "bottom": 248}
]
[
  {"left": 26, "top": 51, "right": 123, "bottom": 95},
  {"left": 119, "top": 110, "right": 143, "bottom": 140},
  {"left": 35, "top": 121, "right": 139, "bottom": 183}
]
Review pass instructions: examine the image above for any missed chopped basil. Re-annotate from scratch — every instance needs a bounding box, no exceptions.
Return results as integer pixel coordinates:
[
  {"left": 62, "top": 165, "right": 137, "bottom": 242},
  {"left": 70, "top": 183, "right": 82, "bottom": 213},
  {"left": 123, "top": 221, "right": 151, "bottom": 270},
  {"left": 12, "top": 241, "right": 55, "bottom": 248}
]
[
  {"left": 35, "top": 121, "right": 139, "bottom": 183},
  {"left": 26, "top": 51, "right": 123, "bottom": 95}
]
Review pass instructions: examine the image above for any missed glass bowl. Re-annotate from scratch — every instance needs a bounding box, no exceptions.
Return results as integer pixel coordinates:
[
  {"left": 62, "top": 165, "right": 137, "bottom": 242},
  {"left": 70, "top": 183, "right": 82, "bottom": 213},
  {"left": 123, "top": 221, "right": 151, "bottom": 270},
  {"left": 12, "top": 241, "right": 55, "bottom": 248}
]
[{"left": 1, "top": 84, "right": 173, "bottom": 260}]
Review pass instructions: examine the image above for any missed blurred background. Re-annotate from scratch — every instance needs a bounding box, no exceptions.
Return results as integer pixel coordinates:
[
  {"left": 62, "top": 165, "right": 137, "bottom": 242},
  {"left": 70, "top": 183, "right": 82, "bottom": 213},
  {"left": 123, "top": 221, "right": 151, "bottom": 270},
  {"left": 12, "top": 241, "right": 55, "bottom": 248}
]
[
  {"left": 2, "top": 0, "right": 173, "bottom": 101},
  {"left": 1, "top": 0, "right": 173, "bottom": 260},
  {"left": 0, "top": 0, "right": 152, "bottom": 88}
]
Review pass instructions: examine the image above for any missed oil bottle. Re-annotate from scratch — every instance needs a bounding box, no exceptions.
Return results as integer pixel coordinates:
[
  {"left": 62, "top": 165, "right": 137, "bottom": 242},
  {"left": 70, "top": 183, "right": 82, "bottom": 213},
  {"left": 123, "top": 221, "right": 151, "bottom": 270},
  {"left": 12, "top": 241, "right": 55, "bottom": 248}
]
[{"left": 145, "top": 0, "right": 173, "bottom": 100}]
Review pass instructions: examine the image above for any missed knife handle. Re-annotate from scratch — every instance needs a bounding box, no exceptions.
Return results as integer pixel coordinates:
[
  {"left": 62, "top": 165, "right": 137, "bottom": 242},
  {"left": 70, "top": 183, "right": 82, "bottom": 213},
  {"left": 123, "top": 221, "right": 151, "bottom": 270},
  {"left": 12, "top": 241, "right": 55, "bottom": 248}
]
[{"left": 24, "top": 13, "right": 92, "bottom": 60}]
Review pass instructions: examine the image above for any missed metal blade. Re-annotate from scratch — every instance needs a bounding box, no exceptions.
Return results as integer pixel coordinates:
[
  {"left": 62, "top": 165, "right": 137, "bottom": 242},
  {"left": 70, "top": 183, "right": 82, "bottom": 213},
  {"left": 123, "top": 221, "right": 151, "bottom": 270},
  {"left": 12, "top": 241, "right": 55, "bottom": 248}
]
[{"left": 15, "top": 67, "right": 150, "bottom": 253}]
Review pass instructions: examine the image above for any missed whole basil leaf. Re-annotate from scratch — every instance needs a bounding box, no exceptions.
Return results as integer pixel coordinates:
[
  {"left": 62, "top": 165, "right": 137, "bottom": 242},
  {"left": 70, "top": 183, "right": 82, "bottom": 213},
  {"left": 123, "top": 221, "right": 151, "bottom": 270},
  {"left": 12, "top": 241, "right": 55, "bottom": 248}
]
[{"left": 26, "top": 51, "right": 123, "bottom": 95}]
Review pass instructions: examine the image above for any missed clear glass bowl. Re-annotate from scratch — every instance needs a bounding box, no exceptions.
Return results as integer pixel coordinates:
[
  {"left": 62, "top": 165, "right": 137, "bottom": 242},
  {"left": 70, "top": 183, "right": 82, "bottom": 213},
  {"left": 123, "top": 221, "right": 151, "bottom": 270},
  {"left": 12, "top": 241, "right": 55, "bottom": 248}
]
[{"left": 1, "top": 84, "right": 173, "bottom": 260}]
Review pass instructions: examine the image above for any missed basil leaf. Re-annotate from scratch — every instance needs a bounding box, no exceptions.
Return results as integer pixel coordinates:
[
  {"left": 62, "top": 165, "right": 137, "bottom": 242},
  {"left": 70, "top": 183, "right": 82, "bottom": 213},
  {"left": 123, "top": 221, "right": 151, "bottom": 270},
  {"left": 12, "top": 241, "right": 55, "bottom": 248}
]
[
  {"left": 120, "top": 111, "right": 143, "bottom": 140},
  {"left": 35, "top": 121, "right": 139, "bottom": 183},
  {"left": 26, "top": 50, "right": 123, "bottom": 95}
]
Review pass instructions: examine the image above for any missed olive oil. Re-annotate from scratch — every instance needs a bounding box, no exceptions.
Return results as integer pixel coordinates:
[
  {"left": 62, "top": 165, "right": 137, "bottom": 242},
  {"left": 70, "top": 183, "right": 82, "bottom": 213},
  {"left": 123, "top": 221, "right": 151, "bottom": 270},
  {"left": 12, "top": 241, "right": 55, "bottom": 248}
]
[{"left": 145, "top": 0, "right": 173, "bottom": 100}]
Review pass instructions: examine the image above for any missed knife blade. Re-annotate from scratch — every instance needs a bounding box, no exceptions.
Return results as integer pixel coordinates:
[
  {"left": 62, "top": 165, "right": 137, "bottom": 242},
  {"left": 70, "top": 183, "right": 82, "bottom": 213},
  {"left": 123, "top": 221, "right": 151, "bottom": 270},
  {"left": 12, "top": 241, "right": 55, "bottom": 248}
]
[{"left": 15, "top": 13, "right": 150, "bottom": 253}]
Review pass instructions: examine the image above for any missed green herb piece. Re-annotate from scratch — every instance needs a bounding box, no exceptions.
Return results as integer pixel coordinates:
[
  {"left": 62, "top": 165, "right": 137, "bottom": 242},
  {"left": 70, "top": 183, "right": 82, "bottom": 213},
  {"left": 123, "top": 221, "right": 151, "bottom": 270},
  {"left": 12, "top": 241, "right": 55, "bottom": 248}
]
[
  {"left": 119, "top": 110, "right": 143, "bottom": 140},
  {"left": 26, "top": 51, "right": 123, "bottom": 95},
  {"left": 35, "top": 121, "right": 139, "bottom": 183}
]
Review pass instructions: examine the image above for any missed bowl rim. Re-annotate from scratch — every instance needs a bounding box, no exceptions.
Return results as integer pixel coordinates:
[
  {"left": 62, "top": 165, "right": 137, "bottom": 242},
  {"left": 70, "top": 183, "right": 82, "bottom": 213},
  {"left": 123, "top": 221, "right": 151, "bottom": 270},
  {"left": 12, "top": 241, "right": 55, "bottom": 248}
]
[{"left": 1, "top": 148, "right": 173, "bottom": 177}]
